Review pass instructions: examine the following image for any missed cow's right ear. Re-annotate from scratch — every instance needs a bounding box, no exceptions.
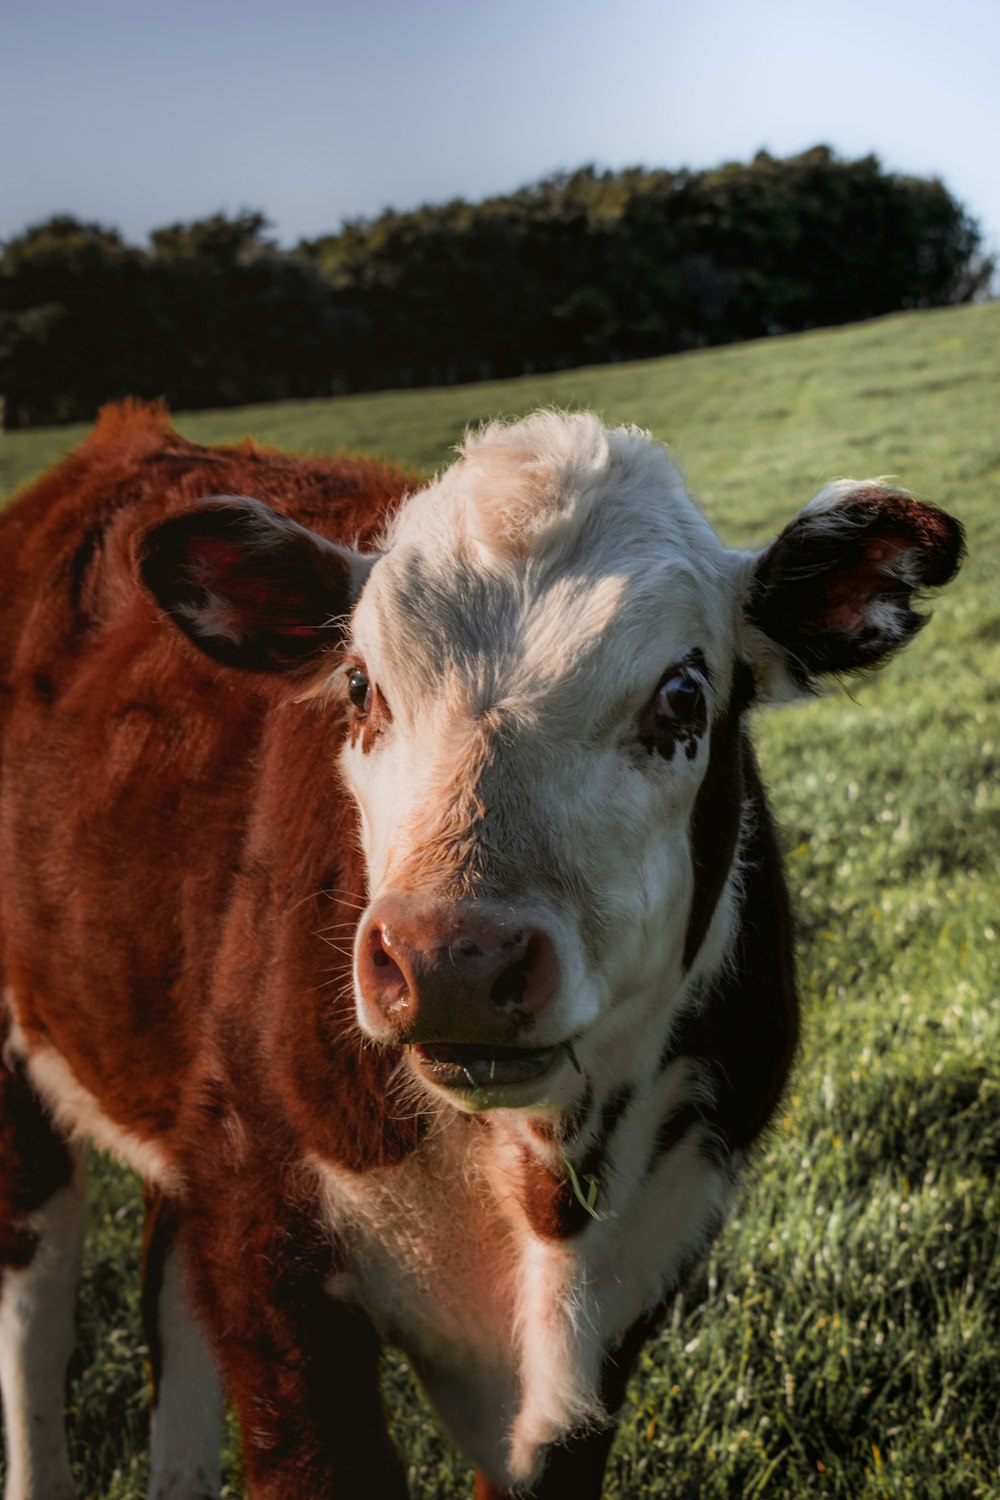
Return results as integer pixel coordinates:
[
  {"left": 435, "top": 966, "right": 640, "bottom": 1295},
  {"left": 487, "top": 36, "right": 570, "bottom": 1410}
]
[
  {"left": 134, "top": 496, "right": 373, "bottom": 673},
  {"left": 741, "top": 479, "right": 964, "bottom": 700}
]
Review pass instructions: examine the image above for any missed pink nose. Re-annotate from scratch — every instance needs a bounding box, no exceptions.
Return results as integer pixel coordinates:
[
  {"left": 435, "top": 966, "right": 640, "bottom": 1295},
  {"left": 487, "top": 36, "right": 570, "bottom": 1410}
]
[{"left": 355, "top": 895, "right": 558, "bottom": 1043}]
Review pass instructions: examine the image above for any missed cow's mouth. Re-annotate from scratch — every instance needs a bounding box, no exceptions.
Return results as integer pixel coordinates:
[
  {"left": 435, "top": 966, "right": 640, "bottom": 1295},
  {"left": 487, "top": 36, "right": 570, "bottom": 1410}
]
[{"left": 411, "top": 1042, "right": 558, "bottom": 1089}]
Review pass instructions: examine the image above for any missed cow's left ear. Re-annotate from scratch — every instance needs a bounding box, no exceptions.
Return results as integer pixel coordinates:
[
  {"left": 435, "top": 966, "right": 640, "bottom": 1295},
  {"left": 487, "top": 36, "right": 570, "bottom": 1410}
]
[
  {"left": 135, "top": 496, "right": 373, "bottom": 673},
  {"left": 742, "top": 480, "right": 964, "bottom": 697}
]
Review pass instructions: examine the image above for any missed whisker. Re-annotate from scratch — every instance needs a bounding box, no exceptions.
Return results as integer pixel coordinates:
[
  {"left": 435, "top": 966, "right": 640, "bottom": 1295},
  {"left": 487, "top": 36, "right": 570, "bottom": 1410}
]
[
  {"left": 318, "top": 885, "right": 371, "bottom": 907},
  {"left": 285, "top": 887, "right": 335, "bottom": 917},
  {"left": 316, "top": 941, "right": 354, "bottom": 958}
]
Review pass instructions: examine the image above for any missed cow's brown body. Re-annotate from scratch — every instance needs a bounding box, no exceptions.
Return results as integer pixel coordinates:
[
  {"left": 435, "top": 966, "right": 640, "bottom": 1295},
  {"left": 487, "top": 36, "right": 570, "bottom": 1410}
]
[
  {"left": 0, "top": 404, "right": 411, "bottom": 1165},
  {"left": 0, "top": 407, "right": 425, "bottom": 1497}
]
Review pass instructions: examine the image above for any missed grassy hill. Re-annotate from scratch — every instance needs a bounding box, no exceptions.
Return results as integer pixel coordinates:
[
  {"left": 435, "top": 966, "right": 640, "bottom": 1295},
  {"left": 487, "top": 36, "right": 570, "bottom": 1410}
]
[{"left": 2, "top": 303, "right": 998, "bottom": 1498}]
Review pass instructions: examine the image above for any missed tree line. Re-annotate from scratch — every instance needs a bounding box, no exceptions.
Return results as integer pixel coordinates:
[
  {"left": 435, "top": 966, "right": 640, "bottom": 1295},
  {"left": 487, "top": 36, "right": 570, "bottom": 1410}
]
[{"left": 0, "top": 146, "right": 991, "bottom": 428}]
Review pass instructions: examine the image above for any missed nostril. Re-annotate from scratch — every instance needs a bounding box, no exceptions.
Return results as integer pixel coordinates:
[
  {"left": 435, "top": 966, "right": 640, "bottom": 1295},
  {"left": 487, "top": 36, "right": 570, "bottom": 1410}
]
[
  {"left": 489, "top": 950, "right": 531, "bottom": 1010},
  {"left": 489, "top": 934, "right": 553, "bottom": 1015},
  {"left": 362, "top": 924, "right": 409, "bottom": 1013}
]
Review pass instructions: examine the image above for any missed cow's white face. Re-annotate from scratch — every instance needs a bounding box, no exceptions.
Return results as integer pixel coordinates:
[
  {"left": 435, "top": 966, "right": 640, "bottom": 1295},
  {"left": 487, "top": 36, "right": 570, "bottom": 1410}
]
[
  {"left": 338, "top": 415, "right": 747, "bottom": 1111},
  {"left": 138, "top": 409, "right": 964, "bottom": 1117}
]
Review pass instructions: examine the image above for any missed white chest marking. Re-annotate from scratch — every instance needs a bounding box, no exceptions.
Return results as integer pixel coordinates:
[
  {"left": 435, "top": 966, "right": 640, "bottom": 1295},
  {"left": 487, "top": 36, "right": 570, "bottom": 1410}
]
[{"left": 312, "top": 1065, "right": 731, "bottom": 1489}]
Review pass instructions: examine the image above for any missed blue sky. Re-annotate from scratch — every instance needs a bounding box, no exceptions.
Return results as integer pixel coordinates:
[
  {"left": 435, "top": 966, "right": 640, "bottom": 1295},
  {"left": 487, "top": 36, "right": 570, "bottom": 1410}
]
[{"left": 3, "top": 0, "right": 998, "bottom": 265}]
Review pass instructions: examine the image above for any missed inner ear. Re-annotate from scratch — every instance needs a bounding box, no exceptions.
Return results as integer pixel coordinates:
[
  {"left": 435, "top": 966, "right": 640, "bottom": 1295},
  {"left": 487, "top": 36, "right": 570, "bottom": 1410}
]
[
  {"left": 746, "top": 483, "right": 964, "bottom": 683},
  {"left": 135, "top": 496, "right": 370, "bottom": 673}
]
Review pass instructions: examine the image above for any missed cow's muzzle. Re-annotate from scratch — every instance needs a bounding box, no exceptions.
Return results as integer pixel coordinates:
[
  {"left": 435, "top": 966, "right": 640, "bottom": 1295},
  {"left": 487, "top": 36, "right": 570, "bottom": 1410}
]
[{"left": 355, "top": 895, "right": 559, "bottom": 1059}]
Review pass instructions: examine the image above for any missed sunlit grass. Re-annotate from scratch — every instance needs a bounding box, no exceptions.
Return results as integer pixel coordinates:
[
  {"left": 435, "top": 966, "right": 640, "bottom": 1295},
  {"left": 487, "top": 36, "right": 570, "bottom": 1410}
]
[{"left": 2, "top": 302, "right": 997, "bottom": 1498}]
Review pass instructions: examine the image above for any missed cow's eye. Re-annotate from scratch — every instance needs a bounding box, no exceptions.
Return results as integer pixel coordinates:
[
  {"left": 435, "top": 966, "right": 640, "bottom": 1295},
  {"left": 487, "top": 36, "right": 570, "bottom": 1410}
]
[
  {"left": 347, "top": 667, "right": 372, "bottom": 714},
  {"left": 655, "top": 670, "right": 704, "bottom": 724},
  {"left": 637, "top": 662, "right": 708, "bottom": 756}
]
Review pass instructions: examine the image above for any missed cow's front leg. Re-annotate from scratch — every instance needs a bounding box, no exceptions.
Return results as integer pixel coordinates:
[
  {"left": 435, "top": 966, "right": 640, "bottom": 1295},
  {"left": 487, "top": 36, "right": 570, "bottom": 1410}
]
[
  {"left": 181, "top": 1203, "right": 408, "bottom": 1500},
  {"left": 474, "top": 1308, "right": 657, "bottom": 1500},
  {"left": 0, "top": 1045, "right": 86, "bottom": 1500},
  {"left": 142, "top": 1188, "right": 224, "bottom": 1500},
  {"left": 474, "top": 1422, "right": 619, "bottom": 1500},
  {"left": 217, "top": 1288, "right": 409, "bottom": 1500}
]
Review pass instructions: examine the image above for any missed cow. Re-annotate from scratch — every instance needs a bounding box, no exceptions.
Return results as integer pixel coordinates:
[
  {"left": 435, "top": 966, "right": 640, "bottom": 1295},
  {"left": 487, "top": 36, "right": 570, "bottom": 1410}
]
[{"left": 0, "top": 400, "right": 963, "bottom": 1500}]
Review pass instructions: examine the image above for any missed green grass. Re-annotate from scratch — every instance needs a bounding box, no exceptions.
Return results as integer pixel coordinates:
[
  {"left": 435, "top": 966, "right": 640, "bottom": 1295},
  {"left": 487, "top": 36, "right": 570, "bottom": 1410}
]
[{"left": 2, "top": 302, "right": 998, "bottom": 1498}]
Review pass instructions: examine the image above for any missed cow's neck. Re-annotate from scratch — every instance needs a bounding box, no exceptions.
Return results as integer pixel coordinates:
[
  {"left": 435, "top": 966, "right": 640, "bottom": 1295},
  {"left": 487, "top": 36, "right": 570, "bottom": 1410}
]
[{"left": 310, "top": 936, "right": 738, "bottom": 1487}]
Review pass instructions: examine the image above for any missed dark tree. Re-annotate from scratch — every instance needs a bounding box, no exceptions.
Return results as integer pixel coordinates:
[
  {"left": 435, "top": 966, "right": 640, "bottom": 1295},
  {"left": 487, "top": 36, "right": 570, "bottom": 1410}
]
[{"left": 1, "top": 152, "right": 990, "bottom": 427}]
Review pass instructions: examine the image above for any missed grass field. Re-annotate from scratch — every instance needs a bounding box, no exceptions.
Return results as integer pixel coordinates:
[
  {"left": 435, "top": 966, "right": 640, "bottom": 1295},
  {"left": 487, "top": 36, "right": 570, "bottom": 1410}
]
[{"left": 2, "top": 302, "right": 998, "bottom": 1498}]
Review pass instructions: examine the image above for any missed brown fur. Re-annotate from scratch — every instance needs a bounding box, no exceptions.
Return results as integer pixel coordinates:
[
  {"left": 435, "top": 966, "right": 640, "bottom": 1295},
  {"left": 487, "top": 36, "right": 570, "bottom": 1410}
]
[{"left": 0, "top": 405, "right": 418, "bottom": 1491}]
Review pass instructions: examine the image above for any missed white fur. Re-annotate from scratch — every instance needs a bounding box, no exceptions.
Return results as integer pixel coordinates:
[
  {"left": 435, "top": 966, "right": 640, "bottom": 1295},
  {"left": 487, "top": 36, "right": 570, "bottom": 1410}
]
[
  {"left": 0, "top": 1171, "right": 87, "bottom": 1500},
  {"left": 175, "top": 590, "right": 247, "bottom": 646},
  {"left": 147, "top": 1243, "right": 224, "bottom": 1500},
  {"left": 802, "top": 477, "right": 892, "bottom": 516}
]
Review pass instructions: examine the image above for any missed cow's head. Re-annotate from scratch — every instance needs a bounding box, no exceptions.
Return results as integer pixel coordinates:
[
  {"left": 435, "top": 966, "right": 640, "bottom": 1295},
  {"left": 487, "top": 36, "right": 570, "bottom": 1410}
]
[{"left": 137, "top": 414, "right": 963, "bottom": 1115}]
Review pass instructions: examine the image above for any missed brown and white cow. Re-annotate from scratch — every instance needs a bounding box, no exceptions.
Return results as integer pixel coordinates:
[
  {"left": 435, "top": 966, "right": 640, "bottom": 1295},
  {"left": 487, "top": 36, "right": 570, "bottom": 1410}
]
[{"left": 0, "top": 402, "right": 962, "bottom": 1499}]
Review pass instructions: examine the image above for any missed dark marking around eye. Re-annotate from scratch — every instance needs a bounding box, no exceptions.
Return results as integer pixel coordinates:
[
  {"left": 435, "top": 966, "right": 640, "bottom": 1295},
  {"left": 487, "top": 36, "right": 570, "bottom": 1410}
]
[
  {"left": 344, "top": 664, "right": 392, "bottom": 755},
  {"left": 638, "top": 650, "right": 710, "bottom": 760}
]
